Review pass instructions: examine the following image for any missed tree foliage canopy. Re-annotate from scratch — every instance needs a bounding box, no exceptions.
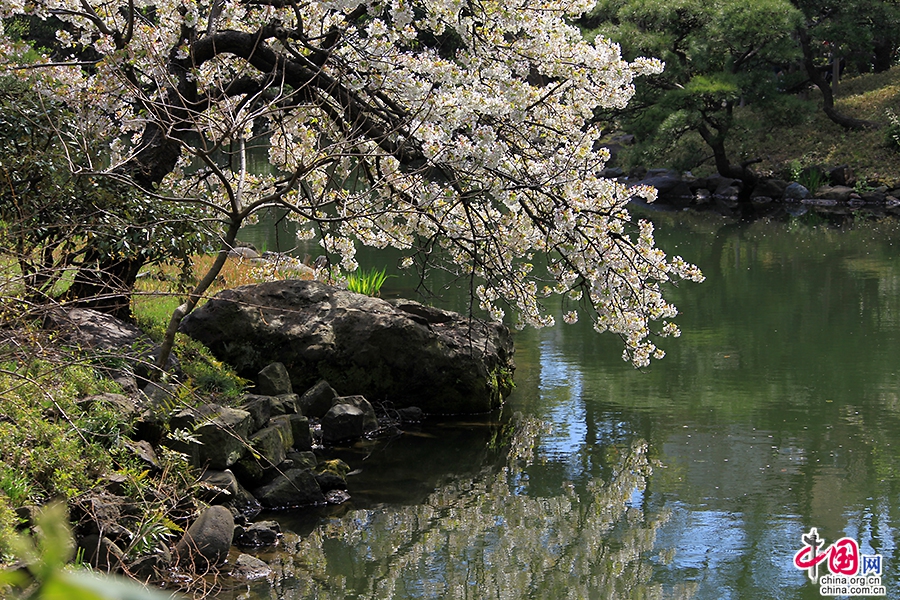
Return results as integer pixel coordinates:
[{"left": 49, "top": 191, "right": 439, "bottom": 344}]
[
  {"left": 0, "top": 0, "right": 703, "bottom": 366},
  {"left": 582, "top": 0, "right": 900, "bottom": 180},
  {"left": 0, "top": 75, "right": 206, "bottom": 317}
]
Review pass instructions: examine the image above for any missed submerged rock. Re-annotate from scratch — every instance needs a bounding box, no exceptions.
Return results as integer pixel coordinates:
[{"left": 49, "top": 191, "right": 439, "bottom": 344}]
[
  {"left": 234, "top": 520, "right": 282, "bottom": 547},
  {"left": 180, "top": 280, "right": 515, "bottom": 414},
  {"left": 230, "top": 553, "right": 274, "bottom": 581}
]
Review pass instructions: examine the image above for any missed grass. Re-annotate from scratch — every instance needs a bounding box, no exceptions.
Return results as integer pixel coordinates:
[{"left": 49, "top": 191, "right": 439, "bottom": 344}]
[
  {"left": 345, "top": 267, "right": 392, "bottom": 297},
  {"left": 644, "top": 66, "right": 900, "bottom": 184},
  {"left": 132, "top": 252, "right": 314, "bottom": 339},
  {"left": 728, "top": 66, "right": 900, "bottom": 184},
  {"left": 0, "top": 252, "right": 284, "bottom": 562},
  {"left": 0, "top": 352, "right": 125, "bottom": 552}
]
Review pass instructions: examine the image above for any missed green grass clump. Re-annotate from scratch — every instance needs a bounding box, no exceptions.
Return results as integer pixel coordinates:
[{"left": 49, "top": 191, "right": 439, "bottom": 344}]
[
  {"left": 346, "top": 267, "right": 391, "bottom": 297},
  {"left": 175, "top": 336, "right": 249, "bottom": 404},
  {"left": 0, "top": 357, "right": 124, "bottom": 553}
]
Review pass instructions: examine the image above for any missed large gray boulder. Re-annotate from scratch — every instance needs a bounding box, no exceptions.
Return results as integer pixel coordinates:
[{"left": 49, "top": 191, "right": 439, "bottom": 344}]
[
  {"left": 175, "top": 505, "right": 234, "bottom": 569},
  {"left": 43, "top": 307, "right": 178, "bottom": 385},
  {"left": 179, "top": 280, "right": 515, "bottom": 414}
]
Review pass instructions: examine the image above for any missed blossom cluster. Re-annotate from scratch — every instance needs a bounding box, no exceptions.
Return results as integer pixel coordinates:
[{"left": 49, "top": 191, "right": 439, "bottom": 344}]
[{"left": 0, "top": 0, "right": 702, "bottom": 366}]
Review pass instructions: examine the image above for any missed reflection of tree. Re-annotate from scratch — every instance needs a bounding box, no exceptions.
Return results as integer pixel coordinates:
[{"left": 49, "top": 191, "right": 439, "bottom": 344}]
[{"left": 255, "top": 422, "right": 695, "bottom": 600}]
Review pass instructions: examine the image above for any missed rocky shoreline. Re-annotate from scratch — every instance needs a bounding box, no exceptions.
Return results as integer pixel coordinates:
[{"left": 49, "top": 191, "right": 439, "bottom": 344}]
[
  {"left": 23, "top": 283, "right": 515, "bottom": 591},
  {"left": 614, "top": 165, "right": 900, "bottom": 218}
]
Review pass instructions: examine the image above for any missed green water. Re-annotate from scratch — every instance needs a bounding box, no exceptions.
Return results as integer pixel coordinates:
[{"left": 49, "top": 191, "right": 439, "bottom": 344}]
[{"left": 235, "top": 212, "right": 900, "bottom": 599}]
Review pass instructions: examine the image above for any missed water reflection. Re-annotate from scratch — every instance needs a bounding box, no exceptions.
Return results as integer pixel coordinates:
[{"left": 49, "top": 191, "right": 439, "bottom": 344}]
[
  {"left": 239, "top": 425, "right": 678, "bottom": 600},
  {"left": 227, "top": 214, "right": 900, "bottom": 600}
]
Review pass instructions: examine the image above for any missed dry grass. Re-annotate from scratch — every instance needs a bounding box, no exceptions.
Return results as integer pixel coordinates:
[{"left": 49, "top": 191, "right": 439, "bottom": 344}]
[{"left": 131, "top": 253, "right": 315, "bottom": 338}]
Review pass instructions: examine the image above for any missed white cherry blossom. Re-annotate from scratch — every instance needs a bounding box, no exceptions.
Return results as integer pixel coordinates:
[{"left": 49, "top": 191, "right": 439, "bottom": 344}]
[{"left": 0, "top": 0, "right": 701, "bottom": 367}]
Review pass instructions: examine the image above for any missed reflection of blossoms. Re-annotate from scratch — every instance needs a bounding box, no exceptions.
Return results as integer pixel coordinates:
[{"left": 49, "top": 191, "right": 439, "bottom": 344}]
[
  {"left": 276, "top": 430, "right": 689, "bottom": 599},
  {"left": 2, "top": 0, "right": 702, "bottom": 367}
]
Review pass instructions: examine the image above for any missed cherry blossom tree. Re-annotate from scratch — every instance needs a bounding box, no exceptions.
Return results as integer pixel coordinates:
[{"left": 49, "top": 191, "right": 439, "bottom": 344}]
[{"left": 0, "top": 0, "right": 703, "bottom": 369}]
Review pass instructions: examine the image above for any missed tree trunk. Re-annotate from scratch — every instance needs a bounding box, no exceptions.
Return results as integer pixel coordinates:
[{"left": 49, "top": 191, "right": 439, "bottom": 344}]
[
  {"left": 873, "top": 42, "right": 895, "bottom": 73},
  {"left": 64, "top": 251, "right": 146, "bottom": 321},
  {"left": 697, "top": 122, "right": 760, "bottom": 219},
  {"left": 797, "top": 26, "right": 874, "bottom": 130},
  {"left": 152, "top": 219, "right": 242, "bottom": 373},
  {"left": 831, "top": 52, "right": 840, "bottom": 98}
]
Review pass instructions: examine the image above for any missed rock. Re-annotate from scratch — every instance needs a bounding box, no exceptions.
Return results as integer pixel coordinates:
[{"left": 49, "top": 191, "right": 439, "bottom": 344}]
[
  {"left": 14, "top": 506, "right": 39, "bottom": 529},
  {"left": 197, "top": 470, "right": 261, "bottom": 518},
  {"left": 396, "top": 406, "right": 424, "bottom": 424},
  {"left": 784, "top": 182, "right": 811, "bottom": 201},
  {"left": 100, "top": 473, "right": 129, "bottom": 496},
  {"left": 816, "top": 185, "right": 854, "bottom": 202},
  {"left": 240, "top": 395, "right": 274, "bottom": 431},
  {"left": 229, "top": 454, "right": 272, "bottom": 488},
  {"left": 252, "top": 468, "right": 325, "bottom": 508},
  {"left": 229, "top": 246, "right": 260, "bottom": 259},
  {"left": 141, "top": 382, "right": 177, "bottom": 413},
  {"left": 334, "top": 395, "right": 378, "bottom": 426},
  {"left": 314, "top": 471, "right": 347, "bottom": 492},
  {"left": 127, "top": 550, "right": 171, "bottom": 580},
  {"left": 324, "top": 489, "right": 351, "bottom": 505},
  {"left": 298, "top": 380, "right": 338, "bottom": 418},
  {"left": 79, "top": 535, "right": 125, "bottom": 572},
  {"left": 248, "top": 419, "right": 294, "bottom": 468},
  {"left": 714, "top": 185, "right": 741, "bottom": 202},
  {"left": 709, "top": 176, "right": 743, "bottom": 195},
  {"left": 285, "top": 451, "right": 317, "bottom": 470},
  {"left": 175, "top": 505, "right": 235, "bottom": 569},
  {"left": 271, "top": 414, "right": 312, "bottom": 451},
  {"left": 198, "top": 470, "right": 241, "bottom": 500},
  {"left": 44, "top": 307, "right": 141, "bottom": 352},
  {"left": 42, "top": 307, "right": 178, "bottom": 382},
  {"left": 314, "top": 458, "right": 350, "bottom": 490},
  {"left": 598, "top": 166, "right": 624, "bottom": 178},
  {"left": 179, "top": 280, "right": 515, "bottom": 414},
  {"left": 121, "top": 439, "right": 160, "bottom": 470},
  {"left": 167, "top": 404, "right": 253, "bottom": 469},
  {"left": 233, "top": 520, "right": 282, "bottom": 547},
  {"left": 230, "top": 553, "right": 274, "bottom": 581},
  {"left": 751, "top": 179, "right": 788, "bottom": 199},
  {"left": 256, "top": 362, "right": 292, "bottom": 396},
  {"left": 270, "top": 393, "right": 301, "bottom": 416},
  {"left": 76, "top": 393, "right": 141, "bottom": 421},
  {"left": 631, "top": 170, "right": 693, "bottom": 205},
  {"left": 321, "top": 398, "right": 378, "bottom": 443},
  {"left": 861, "top": 190, "right": 887, "bottom": 204},
  {"left": 71, "top": 492, "right": 123, "bottom": 537},
  {"left": 827, "top": 165, "right": 855, "bottom": 186}
]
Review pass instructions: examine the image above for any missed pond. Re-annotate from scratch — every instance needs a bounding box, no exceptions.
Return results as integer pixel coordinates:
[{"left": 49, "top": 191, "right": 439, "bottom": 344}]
[{"left": 233, "top": 211, "right": 900, "bottom": 600}]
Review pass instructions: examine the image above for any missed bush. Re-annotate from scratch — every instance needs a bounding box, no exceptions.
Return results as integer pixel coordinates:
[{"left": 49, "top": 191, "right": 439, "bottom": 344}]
[{"left": 0, "top": 75, "right": 208, "bottom": 319}]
